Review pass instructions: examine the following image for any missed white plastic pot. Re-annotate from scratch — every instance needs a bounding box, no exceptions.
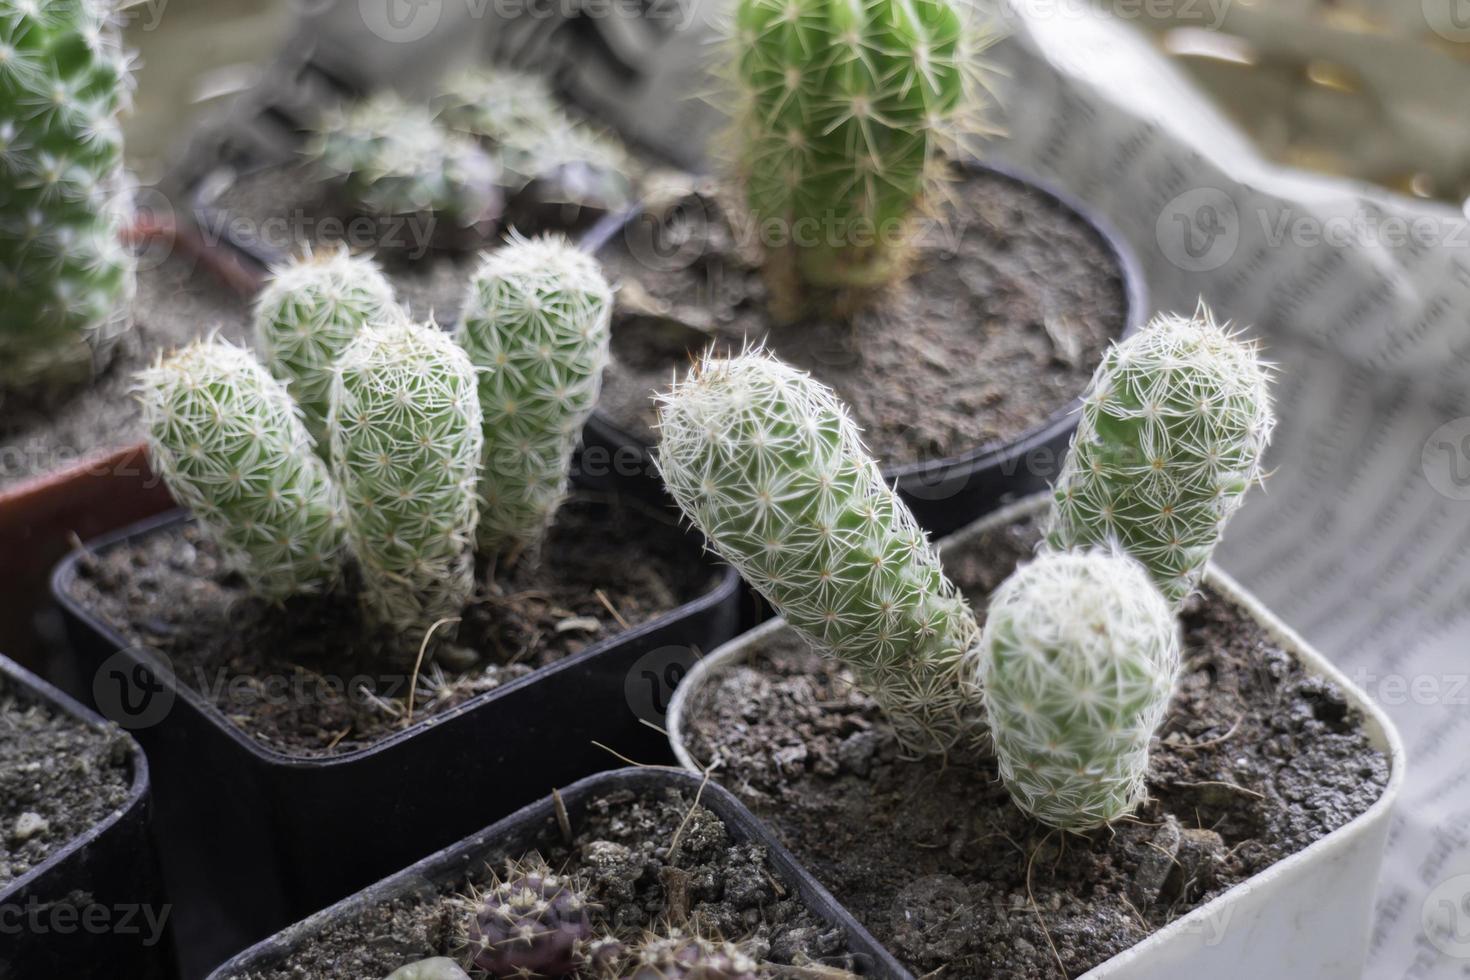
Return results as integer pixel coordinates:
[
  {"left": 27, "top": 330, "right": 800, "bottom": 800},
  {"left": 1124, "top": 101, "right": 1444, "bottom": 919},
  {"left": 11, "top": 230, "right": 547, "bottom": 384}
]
[{"left": 668, "top": 495, "right": 1406, "bottom": 980}]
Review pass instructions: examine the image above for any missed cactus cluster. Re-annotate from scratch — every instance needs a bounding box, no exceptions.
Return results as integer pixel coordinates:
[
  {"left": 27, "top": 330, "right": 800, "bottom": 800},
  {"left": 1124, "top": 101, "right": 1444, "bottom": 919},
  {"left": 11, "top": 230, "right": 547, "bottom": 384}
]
[
  {"left": 138, "top": 339, "right": 346, "bottom": 600},
  {"left": 456, "top": 234, "right": 612, "bottom": 556},
  {"left": 329, "top": 318, "right": 483, "bottom": 637},
  {"left": 1046, "top": 306, "right": 1276, "bottom": 609},
  {"left": 0, "top": 0, "right": 136, "bottom": 395},
  {"left": 656, "top": 350, "right": 981, "bottom": 754},
  {"left": 252, "top": 246, "right": 400, "bottom": 443},
  {"left": 971, "top": 550, "right": 1181, "bottom": 831},
  {"left": 727, "top": 0, "right": 988, "bottom": 305},
  {"left": 306, "top": 93, "right": 501, "bottom": 242},
  {"left": 461, "top": 858, "right": 594, "bottom": 978},
  {"left": 620, "top": 934, "right": 758, "bottom": 980}
]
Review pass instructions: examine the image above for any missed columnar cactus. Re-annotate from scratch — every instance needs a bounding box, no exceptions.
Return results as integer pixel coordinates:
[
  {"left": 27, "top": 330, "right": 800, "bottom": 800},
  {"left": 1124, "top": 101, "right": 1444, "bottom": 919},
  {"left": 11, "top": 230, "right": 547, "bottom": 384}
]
[
  {"left": 461, "top": 859, "right": 594, "bottom": 978},
  {"left": 306, "top": 93, "right": 501, "bottom": 244},
  {"left": 138, "top": 339, "right": 345, "bottom": 600},
  {"left": 252, "top": 247, "right": 400, "bottom": 443},
  {"left": 973, "top": 550, "right": 1180, "bottom": 831},
  {"left": 1046, "top": 306, "right": 1275, "bottom": 609},
  {"left": 657, "top": 350, "right": 980, "bottom": 753},
  {"left": 329, "top": 319, "right": 483, "bottom": 638},
  {"left": 455, "top": 235, "right": 612, "bottom": 555},
  {"left": 729, "top": 0, "right": 986, "bottom": 302},
  {"left": 0, "top": 0, "right": 136, "bottom": 394}
]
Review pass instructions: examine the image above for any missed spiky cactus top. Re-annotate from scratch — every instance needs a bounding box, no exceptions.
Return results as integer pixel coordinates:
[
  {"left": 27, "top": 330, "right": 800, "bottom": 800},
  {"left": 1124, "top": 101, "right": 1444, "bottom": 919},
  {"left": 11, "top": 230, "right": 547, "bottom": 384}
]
[
  {"left": 1047, "top": 307, "right": 1275, "bottom": 609},
  {"left": 729, "top": 0, "right": 983, "bottom": 302},
  {"left": 329, "top": 318, "right": 483, "bottom": 639},
  {"left": 138, "top": 339, "right": 345, "bottom": 601},
  {"left": 623, "top": 935, "right": 758, "bottom": 980},
  {"left": 461, "top": 859, "right": 593, "bottom": 979},
  {"left": 657, "top": 350, "right": 980, "bottom": 753},
  {"left": 974, "top": 550, "right": 1180, "bottom": 831},
  {"left": 307, "top": 93, "right": 500, "bottom": 240},
  {"left": 434, "top": 66, "right": 561, "bottom": 178},
  {"left": 252, "top": 247, "right": 400, "bottom": 444},
  {"left": 0, "top": 0, "right": 136, "bottom": 394},
  {"left": 456, "top": 235, "right": 611, "bottom": 555}
]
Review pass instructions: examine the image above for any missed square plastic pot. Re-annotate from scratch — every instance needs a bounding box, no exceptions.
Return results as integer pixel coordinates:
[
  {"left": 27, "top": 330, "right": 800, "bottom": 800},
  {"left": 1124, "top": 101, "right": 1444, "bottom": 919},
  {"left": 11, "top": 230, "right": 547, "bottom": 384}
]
[
  {"left": 205, "top": 767, "right": 909, "bottom": 979},
  {"left": 666, "top": 495, "right": 1407, "bottom": 980},
  {"left": 50, "top": 491, "right": 741, "bottom": 977},
  {"left": 0, "top": 653, "right": 173, "bottom": 979}
]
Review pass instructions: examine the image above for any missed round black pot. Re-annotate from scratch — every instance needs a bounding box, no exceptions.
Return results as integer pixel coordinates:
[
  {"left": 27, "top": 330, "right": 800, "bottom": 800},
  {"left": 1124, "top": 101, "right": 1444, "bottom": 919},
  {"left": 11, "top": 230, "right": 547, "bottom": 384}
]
[
  {"left": 49, "top": 487, "right": 741, "bottom": 978},
  {"left": 579, "top": 160, "right": 1148, "bottom": 536},
  {"left": 0, "top": 654, "right": 173, "bottom": 980},
  {"left": 205, "top": 767, "right": 910, "bottom": 979}
]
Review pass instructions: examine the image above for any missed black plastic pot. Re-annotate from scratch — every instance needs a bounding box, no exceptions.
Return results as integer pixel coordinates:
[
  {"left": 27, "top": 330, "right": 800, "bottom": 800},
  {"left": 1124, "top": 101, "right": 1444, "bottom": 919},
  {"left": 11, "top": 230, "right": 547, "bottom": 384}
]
[
  {"left": 582, "top": 160, "right": 1149, "bottom": 535},
  {"left": 206, "top": 767, "right": 909, "bottom": 979},
  {"left": 0, "top": 653, "right": 173, "bottom": 980},
  {"left": 50, "top": 491, "right": 741, "bottom": 978}
]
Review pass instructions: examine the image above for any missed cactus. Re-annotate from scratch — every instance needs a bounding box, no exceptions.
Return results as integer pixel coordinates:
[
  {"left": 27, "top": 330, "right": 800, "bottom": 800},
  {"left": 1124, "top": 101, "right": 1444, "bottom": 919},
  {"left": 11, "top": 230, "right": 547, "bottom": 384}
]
[
  {"left": 0, "top": 0, "right": 136, "bottom": 394},
  {"left": 252, "top": 246, "right": 400, "bottom": 444},
  {"left": 461, "top": 858, "right": 594, "bottom": 979},
  {"left": 434, "top": 66, "right": 562, "bottom": 180},
  {"left": 329, "top": 318, "right": 483, "bottom": 639},
  {"left": 138, "top": 339, "right": 345, "bottom": 600},
  {"left": 385, "top": 960, "right": 471, "bottom": 980},
  {"left": 622, "top": 934, "right": 758, "bottom": 980},
  {"left": 455, "top": 234, "right": 612, "bottom": 556},
  {"left": 728, "top": 0, "right": 988, "bottom": 303},
  {"left": 973, "top": 550, "right": 1180, "bottom": 831},
  {"left": 306, "top": 92, "right": 501, "bottom": 245},
  {"left": 657, "top": 350, "right": 980, "bottom": 754},
  {"left": 1046, "top": 306, "right": 1275, "bottom": 609}
]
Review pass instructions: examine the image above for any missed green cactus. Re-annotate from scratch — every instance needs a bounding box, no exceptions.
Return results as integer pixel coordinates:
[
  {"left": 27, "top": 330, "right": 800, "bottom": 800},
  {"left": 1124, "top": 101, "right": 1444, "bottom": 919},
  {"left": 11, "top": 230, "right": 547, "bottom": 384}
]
[
  {"left": 433, "top": 66, "right": 561, "bottom": 181},
  {"left": 974, "top": 550, "right": 1180, "bottom": 831},
  {"left": 455, "top": 234, "right": 611, "bottom": 556},
  {"left": 657, "top": 350, "right": 981, "bottom": 754},
  {"left": 329, "top": 318, "right": 483, "bottom": 639},
  {"left": 729, "top": 0, "right": 987, "bottom": 304},
  {"left": 0, "top": 0, "right": 136, "bottom": 395},
  {"left": 138, "top": 338, "right": 345, "bottom": 601},
  {"left": 306, "top": 92, "right": 500, "bottom": 245},
  {"left": 252, "top": 246, "right": 401, "bottom": 445},
  {"left": 1047, "top": 306, "right": 1275, "bottom": 609}
]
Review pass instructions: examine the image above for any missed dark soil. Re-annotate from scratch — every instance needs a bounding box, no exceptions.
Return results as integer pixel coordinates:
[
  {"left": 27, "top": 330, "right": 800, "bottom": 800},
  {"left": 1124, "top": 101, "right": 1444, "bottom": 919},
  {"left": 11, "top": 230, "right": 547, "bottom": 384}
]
[
  {"left": 226, "top": 785, "right": 862, "bottom": 979},
  {"left": 683, "top": 513, "right": 1391, "bottom": 978},
  {"left": 64, "top": 496, "right": 719, "bottom": 758},
  {"left": 596, "top": 168, "right": 1127, "bottom": 467},
  {"left": 0, "top": 254, "right": 250, "bottom": 491},
  {"left": 0, "top": 672, "right": 134, "bottom": 888}
]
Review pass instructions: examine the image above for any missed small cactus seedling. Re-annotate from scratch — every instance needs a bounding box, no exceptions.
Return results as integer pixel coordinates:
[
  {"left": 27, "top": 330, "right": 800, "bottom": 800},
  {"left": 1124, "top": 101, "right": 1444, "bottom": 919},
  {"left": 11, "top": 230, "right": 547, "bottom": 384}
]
[
  {"left": 657, "top": 350, "right": 981, "bottom": 754},
  {"left": 462, "top": 858, "right": 594, "bottom": 978},
  {"left": 329, "top": 318, "right": 483, "bottom": 639},
  {"left": 973, "top": 550, "right": 1180, "bottom": 831},
  {"left": 384, "top": 959, "right": 471, "bottom": 980},
  {"left": 0, "top": 0, "right": 137, "bottom": 394},
  {"left": 306, "top": 93, "right": 501, "bottom": 246},
  {"left": 138, "top": 338, "right": 345, "bottom": 600},
  {"left": 728, "top": 0, "right": 989, "bottom": 306},
  {"left": 455, "top": 234, "right": 612, "bottom": 556},
  {"left": 1047, "top": 306, "right": 1275, "bottom": 609},
  {"left": 622, "top": 934, "right": 758, "bottom": 980},
  {"left": 252, "top": 246, "right": 401, "bottom": 443}
]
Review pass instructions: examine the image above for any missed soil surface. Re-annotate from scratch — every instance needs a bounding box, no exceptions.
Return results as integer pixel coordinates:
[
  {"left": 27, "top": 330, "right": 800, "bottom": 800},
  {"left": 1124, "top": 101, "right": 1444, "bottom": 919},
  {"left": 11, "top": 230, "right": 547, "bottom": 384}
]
[
  {"left": 0, "top": 255, "right": 250, "bottom": 491},
  {"left": 227, "top": 784, "right": 863, "bottom": 979},
  {"left": 683, "top": 513, "right": 1391, "bottom": 978},
  {"left": 65, "top": 496, "right": 719, "bottom": 758},
  {"left": 596, "top": 168, "right": 1127, "bottom": 467},
  {"left": 0, "top": 672, "right": 134, "bottom": 888}
]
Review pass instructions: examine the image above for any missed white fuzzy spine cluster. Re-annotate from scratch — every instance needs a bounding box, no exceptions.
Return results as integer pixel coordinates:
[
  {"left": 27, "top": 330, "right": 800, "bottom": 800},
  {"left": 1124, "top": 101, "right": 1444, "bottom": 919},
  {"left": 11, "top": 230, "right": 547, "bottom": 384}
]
[
  {"left": 329, "top": 319, "right": 484, "bottom": 637},
  {"left": 974, "top": 550, "right": 1180, "bottom": 831},
  {"left": 456, "top": 235, "right": 611, "bottom": 554},
  {"left": 138, "top": 339, "right": 345, "bottom": 600},
  {"left": 252, "top": 247, "right": 400, "bottom": 443},
  {"left": 656, "top": 350, "right": 982, "bottom": 753}
]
